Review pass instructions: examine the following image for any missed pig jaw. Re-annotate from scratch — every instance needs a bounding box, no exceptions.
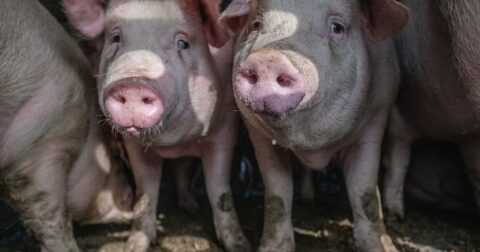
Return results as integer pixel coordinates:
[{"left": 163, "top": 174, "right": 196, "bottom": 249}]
[{"left": 239, "top": 100, "right": 365, "bottom": 151}]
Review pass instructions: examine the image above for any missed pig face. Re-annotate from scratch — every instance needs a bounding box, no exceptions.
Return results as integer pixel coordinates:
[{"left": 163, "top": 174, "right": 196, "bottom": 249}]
[
  {"left": 64, "top": 0, "right": 230, "bottom": 145},
  {"left": 222, "top": 0, "right": 408, "bottom": 149}
]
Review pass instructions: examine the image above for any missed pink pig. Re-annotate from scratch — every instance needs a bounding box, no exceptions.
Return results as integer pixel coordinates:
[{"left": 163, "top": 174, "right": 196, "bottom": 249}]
[
  {"left": 221, "top": 0, "right": 409, "bottom": 251},
  {"left": 63, "top": 0, "right": 250, "bottom": 251}
]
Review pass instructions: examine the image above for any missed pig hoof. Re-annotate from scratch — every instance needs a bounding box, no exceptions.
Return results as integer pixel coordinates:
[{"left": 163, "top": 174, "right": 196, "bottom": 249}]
[
  {"left": 124, "top": 231, "right": 151, "bottom": 252},
  {"left": 178, "top": 194, "right": 200, "bottom": 214},
  {"left": 258, "top": 235, "right": 294, "bottom": 252},
  {"left": 219, "top": 224, "right": 251, "bottom": 252},
  {"left": 384, "top": 189, "right": 405, "bottom": 221},
  {"left": 378, "top": 234, "right": 398, "bottom": 252},
  {"left": 384, "top": 202, "right": 404, "bottom": 221},
  {"left": 223, "top": 239, "right": 251, "bottom": 252},
  {"left": 355, "top": 235, "right": 399, "bottom": 252},
  {"left": 353, "top": 223, "right": 398, "bottom": 252},
  {"left": 223, "top": 229, "right": 251, "bottom": 252}
]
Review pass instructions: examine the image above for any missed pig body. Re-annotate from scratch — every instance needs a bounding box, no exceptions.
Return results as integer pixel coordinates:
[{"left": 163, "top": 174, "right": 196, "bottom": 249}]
[
  {"left": 63, "top": 0, "right": 249, "bottom": 251},
  {"left": 0, "top": 1, "right": 91, "bottom": 251},
  {"left": 383, "top": 0, "right": 480, "bottom": 219},
  {"left": 221, "top": 0, "right": 409, "bottom": 251}
]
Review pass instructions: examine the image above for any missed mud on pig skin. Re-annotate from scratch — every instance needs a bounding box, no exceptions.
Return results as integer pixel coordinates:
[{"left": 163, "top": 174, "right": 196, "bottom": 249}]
[
  {"left": 0, "top": 1, "right": 93, "bottom": 251},
  {"left": 63, "top": 0, "right": 249, "bottom": 251},
  {"left": 220, "top": 0, "right": 409, "bottom": 251}
]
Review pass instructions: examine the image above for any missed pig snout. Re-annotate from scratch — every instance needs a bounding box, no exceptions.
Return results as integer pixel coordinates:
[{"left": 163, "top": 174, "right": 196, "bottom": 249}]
[
  {"left": 234, "top": 50, "right": 305, "bottom": 115},
  {"left": 105, "top": 81, "right": 163, "bottom": 130}
]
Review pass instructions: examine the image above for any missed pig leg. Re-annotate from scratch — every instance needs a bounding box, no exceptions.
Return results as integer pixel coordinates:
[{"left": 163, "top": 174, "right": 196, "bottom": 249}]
[
  {"left": 123, "top": 138, "right": 162, "bottom": 252},
  {"left": 382, "top": 107, "right": 416, "bottom": 219},
  {"left": 248, "top": 129, "right": 294, "bottom": 252},
  {"left": 343, "top": 113, "right": 397, "bottom": 252},
  {"left": 174, "top": 158, "right": 199, "bottom": 214},
  {"left": 201, "top": 125, "right": 250, "bottom": 252},
  {"left": 300, "top": 168, "right": 315, "bottom": 203},
  {"left": 4, "top": 141, "right": 81, "bottom": 252},
  {"left": 459, "top": 139, "right": 480, "bottom": 212}
]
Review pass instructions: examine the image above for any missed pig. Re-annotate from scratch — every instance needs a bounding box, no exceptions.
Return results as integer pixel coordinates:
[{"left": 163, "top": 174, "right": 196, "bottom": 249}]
[
  {"left": 220, "top": 0, "right": 409, "bottom": 251},
  {"left": 62, "top": 0, "right": 250, "bottom": 251},
  {"left": 382, "top": 0, "right": 480, "bottom": 220},
  {"left": 0, "top": 1, "right": 92, "bottom": 251}
]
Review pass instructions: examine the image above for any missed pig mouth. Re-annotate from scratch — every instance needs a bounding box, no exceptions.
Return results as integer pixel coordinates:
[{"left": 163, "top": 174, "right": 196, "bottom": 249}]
[
  {"left": 257, "top": 109, "right": 290, "bottom": 121},
  {"left": 236, "top": 94, "right": 303, "bottom": 122},
  {"left": 107, "top": 118, "right": 167, "bottom": 140}
]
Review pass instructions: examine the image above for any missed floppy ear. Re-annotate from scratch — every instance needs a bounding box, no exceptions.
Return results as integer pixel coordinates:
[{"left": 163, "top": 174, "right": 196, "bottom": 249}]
[
  {"left": 361, "top": 0, "right": 409, "bottom": 42},
  {"left": 63, "top": 0, "right": 107, "bottom": 39},
  {"left": 198, "top": 0, "right": 231, "bottom": 48},
  {"left": 219, "top": 0, "right": 256, "bottom": 33}
]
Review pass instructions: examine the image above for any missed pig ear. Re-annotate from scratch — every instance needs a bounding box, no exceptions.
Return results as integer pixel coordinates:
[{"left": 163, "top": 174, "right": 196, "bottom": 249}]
[
  {"left": 361, "top": 0, "right": 409, "bottom": 42},
  {"left": 219, "top": 0, "right": 256, "bottom": 33},
  {"left": 63, "top": 0, "right": 107, "bottom": 39},
  {"left": 199, "top": 0, "right": 231, "bottom": 48}
]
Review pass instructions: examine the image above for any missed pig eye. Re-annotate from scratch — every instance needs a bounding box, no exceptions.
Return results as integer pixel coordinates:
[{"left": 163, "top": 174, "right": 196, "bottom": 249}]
[
  {"left": 330, "top": 22, "right": 344, "bottom": 34},
  {"left": 111, "top": 34, "right": 121, "bottom": 43},
  {"left": 109, "top": 28, "right": 121, "bottom": 44},
  {"left": 329, "top": 20, "right": 345, "bottom": 38},
  {"left": 251, "top": 20, "right": 262, "bottom": 31},
  {"left": 177, "top": 39, "right": 190, "bottom": 50},
  {"left": 249, "top": 15, "right": 263, "bottom": 32}
]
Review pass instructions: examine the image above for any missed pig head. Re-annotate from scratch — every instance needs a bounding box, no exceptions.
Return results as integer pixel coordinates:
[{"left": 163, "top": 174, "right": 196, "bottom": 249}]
[
  {"left": 64, "top": 0, "right": 229, "bottom": 144},
  {"left": 223, "top": 0, "right": 408, "bottom": 150}
]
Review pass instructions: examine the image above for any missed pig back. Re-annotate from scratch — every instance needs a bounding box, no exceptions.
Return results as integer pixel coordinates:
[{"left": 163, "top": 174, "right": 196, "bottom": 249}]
[
  {"left": 395, "top": 0, "right": 480, "bottom": 140},
  {"left": 437, "top": 0, "right": 480, "bottom": 118}
]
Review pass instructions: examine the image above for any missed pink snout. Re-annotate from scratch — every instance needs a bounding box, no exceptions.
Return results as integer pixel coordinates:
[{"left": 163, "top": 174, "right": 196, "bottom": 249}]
[
  {"left": 105, "top": 83, "right": 163, "bottom": 129},
  {"left": 234, "top": 50, "right": 305, "bottom": 115}
]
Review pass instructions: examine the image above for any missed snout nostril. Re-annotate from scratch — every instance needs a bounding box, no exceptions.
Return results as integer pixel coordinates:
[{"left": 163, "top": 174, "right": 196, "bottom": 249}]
[
  {"left": 142, "top": 97, "right": 155, "bottom": 104},
  {"left": 115, "top": 95, "right": 127, "bottom": 104},
  {"left": 277, "top": 74, "right": 294, "bottom": 87},
  {"left": 240, "top": 70, "right": 258, "bottom": 84}
]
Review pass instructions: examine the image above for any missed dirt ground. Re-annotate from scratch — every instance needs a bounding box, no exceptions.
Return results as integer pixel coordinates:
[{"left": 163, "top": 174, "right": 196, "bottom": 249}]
[
  {"left": 75, "top": 184, "right": 480, "bottom": 252},
  {"left": 74, "top": 195, "right": 479, "bottom": 252},
  {"left": 1, "top": 167, "right": 479, "bottom": 252}
]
